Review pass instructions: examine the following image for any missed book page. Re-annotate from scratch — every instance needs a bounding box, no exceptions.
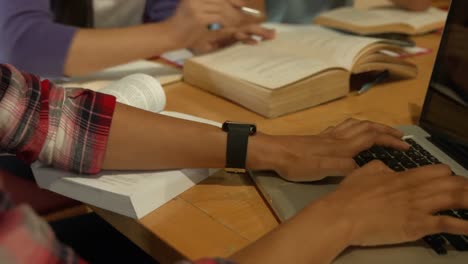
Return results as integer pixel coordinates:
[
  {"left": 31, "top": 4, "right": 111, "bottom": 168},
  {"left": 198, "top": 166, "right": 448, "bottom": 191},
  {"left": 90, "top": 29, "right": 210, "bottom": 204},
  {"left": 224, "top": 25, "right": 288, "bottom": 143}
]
[
  {"left": 64, "top": 169, "right": 210, "bottom": 196},
  {"left": 317, "top": 7, "right": 395, "bottom": 27},
  {"left": 99, "top": 74, "right": 166, "bottom": 113},
  {"left": 191, "top": 24, "right": 381, "bottom": 89},
  {"left": 266, "top": 25, "right": 381, "bottom": 69},
  {"left": 373, "top": 7, "right": 447, "bottom": 29},
  {"left": 59, "top": 60, "right": 182, "bottom": 86},
  {"left": 194, "top": 44, "right": 333, "bottom": 89},
  {"left": 32, "top": 163, "right": 215, "bottom": 218},
  {"left": 318, "top": 7, "right": 447, "bottom": 30}
]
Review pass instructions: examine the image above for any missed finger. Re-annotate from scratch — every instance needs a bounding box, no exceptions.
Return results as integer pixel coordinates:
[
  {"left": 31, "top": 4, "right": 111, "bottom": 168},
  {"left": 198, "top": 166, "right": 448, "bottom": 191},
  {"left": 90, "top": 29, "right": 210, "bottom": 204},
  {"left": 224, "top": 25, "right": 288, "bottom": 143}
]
[
  {"left": 234, "top": 31, "right": 250, "bottom": 41},
  {"left": 240, "top": 25, "right": 276, "bottom": 40},
  {"left": 284, "top": 157, "right": 358, "bottom": 182},
  {"left": 348, "top": 131, "right": 409, "bottom": 154},
  {"left": 422, "top": 215, "right": 468, "bottom": 236},
  {"left": 398, "top": 164, "right": 452, "bottom": 188},
  {"left": 353, "top": 160, "right": 393, "bottom": 175},
  {"left": 410, "top": 173, "right": 464, "bottom": 200},
  {"left": 190, "top": 41, "right": 217, "bottom": 54},
  {"left": 313, "top": 157, "right": 358, "bottom": 178},
  {"left": 364, "top": 165, "right": 453, "bottom": 197},
  {"left": 414, "top": 183, "right": 468, "bottom": 214},
  {"left": 219, "top": 1, "right": 245, "bottom": 26},
  {"left": 234, "top": 31, "right": 259, "bottom": 45},
  {"left": 201, "top": 13, "right": 225, "bottom": 26},
  {"left": 344, "top": 121, "right": 404, "bottom": 140},
  {"left": 241, "top": 38, "right": 259, "bottom": 45}
]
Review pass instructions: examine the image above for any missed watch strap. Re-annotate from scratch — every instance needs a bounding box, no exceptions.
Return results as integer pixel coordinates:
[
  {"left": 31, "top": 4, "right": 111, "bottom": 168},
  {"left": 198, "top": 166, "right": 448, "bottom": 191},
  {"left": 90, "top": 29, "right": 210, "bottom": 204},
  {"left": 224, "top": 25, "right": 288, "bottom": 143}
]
[{"left": 225, "top": 125, "right": 252, "bottom": 173}]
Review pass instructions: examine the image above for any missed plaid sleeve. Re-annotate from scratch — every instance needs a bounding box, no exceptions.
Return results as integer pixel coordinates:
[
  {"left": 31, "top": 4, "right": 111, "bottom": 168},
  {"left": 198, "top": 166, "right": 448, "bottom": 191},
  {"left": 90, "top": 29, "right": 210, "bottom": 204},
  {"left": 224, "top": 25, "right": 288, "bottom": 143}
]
[
  {"left": 0, "top": 192, "right": 87, "bottom": 264},
  {"left": 0, "top": 64, "right": 116, "bottom": 174}
]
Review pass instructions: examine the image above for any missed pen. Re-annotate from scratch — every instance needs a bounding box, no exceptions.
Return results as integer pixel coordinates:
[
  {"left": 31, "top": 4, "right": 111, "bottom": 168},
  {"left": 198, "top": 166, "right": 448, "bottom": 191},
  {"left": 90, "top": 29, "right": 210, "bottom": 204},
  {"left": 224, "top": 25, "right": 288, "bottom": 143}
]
[
  {"left": 240, "top": 6, "right": 262, "bottom": 18},
  {"left": 358, "top": 70, "right": 390, "bottom": 95},
  {"left": 208, "top": 6, "right": 263, "bottom": 31}
]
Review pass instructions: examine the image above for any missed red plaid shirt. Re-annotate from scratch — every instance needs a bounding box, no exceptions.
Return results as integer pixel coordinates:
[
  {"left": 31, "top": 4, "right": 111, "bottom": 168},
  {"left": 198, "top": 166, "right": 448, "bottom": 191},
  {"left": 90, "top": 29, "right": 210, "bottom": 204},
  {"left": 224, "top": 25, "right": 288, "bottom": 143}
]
[{"left": 0, "top": 64, "right": 235, "bottom": 264}]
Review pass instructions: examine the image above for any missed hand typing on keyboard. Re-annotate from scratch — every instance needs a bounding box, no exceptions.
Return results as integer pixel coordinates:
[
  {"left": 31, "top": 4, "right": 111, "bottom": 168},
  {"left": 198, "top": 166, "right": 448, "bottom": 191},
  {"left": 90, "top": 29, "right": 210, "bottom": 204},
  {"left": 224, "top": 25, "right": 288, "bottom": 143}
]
[
  {"left": 238, "top": 161, "right": 468, "bottom": 263},
  {"left": 322, "top": 161, "right": 468, "bottom": 247},
  {"left": 354, "top": 138, "right": 468, "bottom": 254},
  {"left": 274, "top": 118, "right": 410, "bottom": 182}
]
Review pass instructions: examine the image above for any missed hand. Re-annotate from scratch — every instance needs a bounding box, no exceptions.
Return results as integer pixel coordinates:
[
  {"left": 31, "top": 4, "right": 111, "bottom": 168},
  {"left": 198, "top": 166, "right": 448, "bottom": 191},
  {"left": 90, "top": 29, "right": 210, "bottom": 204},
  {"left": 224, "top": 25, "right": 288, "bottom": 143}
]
[
  {"left": 268, "top": 118, "right": 409, "bottom": 182},
  {"left": 321, "top": 161, "right": 468, "bottom": 246},
  {"left": 189, "top": 24, "right": 276, "bottom": 54},
  {"left": 166, "top": 0, "right": 247, "bottom": 46}
]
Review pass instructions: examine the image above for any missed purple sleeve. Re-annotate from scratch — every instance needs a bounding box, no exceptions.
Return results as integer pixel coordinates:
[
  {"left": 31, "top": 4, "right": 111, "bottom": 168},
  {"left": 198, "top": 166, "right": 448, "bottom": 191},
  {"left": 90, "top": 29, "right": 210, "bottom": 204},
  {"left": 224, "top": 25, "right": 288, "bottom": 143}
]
[
  {"left": 0, "top": 0, "right": 78, "bottom": 78},
  {"left": 144, "top": 0, "right": 180, "bottom": 22}
]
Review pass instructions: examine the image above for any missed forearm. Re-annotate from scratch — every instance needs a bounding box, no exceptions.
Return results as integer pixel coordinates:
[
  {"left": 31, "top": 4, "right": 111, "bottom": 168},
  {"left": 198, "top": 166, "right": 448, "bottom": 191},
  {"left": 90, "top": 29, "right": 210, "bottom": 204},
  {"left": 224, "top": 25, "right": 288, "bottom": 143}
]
[
  {"left": 64, "top": 21, "right": 186, "bottom": 76},
  {"left": 102, "top": 103, "right": 281, "bottom": 170},
  {"left": 390, "top": 0, "right": 432, "bottom": 11},
  {"left": 230, "top": 199, "right": 350, "bottom": 264}
]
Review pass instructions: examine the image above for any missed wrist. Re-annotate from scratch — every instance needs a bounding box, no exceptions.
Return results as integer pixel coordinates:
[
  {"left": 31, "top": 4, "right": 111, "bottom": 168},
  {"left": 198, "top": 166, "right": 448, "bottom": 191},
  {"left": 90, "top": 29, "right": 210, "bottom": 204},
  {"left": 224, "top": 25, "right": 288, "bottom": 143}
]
[
  {"left": 161, "top": 18, "right": 192, "bottom": 49},
  {"left": 302, "top": 198, "right": 353, "bottom": 249},
  {"left": 246, "top": 133, "right": 293, "bottom": 172}
]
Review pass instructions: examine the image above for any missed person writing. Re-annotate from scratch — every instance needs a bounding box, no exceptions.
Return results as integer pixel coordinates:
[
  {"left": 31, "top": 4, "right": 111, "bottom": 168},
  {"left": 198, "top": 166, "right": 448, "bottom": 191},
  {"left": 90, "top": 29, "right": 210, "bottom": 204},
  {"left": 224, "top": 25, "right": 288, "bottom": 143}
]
[
  {"left": 0, "top": 0, "right": 274, "bottom": 78},
  {"left": 1, "top": 63, "right": 468, "bottom": 263}
]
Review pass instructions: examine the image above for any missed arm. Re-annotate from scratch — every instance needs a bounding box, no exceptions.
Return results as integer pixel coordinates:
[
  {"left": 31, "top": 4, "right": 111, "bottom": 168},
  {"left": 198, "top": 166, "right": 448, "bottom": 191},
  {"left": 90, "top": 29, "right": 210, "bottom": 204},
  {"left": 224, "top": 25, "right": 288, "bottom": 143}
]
[
  {"left": 102, "top": 103, "right": 409, "bottom": 180},
  {"left": 64, "top": 22, "right": 187, "bottom": 76},
  {"left": 0, "top": 0, "right": 77, "bottom": 77},
  {"left": 0, "top": 63, "right": 406, "bottom": 179},
  {"left": 390, "top": 0, "right": 432, "bottom": 11},
  {"left": 231, "top": 162, "right": 468, "bottom": 264},
  {"left": 66, "top": 0, "right": 255, "bottom": 76},
  {"left": 0, "top": 0, "right": 253, "bottom": 77},
  {"left": 230, "top": 200, "right": 350, "bottom": 264}
]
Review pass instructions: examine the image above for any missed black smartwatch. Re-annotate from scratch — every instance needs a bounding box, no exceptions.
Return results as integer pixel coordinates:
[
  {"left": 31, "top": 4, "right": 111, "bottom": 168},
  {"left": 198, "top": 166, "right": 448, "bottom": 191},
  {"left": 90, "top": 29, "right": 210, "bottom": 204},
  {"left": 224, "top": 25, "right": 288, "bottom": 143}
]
[{"left": 222, "top": 121, "right": 257, "bottom": 173}]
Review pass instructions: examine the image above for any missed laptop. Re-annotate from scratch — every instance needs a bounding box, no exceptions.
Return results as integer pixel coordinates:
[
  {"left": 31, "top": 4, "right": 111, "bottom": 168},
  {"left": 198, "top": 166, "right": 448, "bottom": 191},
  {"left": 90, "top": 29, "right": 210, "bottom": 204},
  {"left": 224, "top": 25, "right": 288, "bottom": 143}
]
[{"left": 249, "top": 1, "right": 468, "bottom": 263}]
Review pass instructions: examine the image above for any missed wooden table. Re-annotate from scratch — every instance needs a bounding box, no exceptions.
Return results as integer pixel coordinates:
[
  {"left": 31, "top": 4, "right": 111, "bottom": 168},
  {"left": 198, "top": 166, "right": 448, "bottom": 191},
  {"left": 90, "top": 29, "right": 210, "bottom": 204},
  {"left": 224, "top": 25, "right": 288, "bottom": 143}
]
[{"left": 92, "top": 33, "right": 442, "bottom": 263}]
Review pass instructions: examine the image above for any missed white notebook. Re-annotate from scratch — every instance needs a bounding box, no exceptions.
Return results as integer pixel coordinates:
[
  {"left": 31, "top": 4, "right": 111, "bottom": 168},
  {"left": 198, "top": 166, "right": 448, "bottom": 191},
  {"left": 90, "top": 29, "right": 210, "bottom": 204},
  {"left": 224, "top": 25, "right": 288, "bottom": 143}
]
[
  {"left": 33, "top": 74, "right": 221, "bottom": 219},
  {"left": 59, "top": 60, "right": 182, "bottom": 91}
]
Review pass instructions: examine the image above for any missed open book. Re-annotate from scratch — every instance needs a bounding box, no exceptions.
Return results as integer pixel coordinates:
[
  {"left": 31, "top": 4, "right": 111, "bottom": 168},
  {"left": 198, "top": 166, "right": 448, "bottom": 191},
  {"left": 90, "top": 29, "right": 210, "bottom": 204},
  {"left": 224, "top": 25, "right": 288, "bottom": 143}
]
[
  {"left": 184, "top": 24, "right": 417, "bottom": 118},
  {"left": 314, "top": 6, "right": 447, "bottom": 35},
  {"left": 33, "top": 74, "right": 221, "bottom": 219}
]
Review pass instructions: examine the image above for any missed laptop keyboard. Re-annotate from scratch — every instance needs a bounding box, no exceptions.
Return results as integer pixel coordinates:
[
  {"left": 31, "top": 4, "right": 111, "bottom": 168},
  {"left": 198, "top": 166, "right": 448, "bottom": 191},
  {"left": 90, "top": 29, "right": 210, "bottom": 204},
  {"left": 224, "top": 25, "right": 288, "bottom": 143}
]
[{"left": 354, "top": 138, "right": 468, "bottom": 255}]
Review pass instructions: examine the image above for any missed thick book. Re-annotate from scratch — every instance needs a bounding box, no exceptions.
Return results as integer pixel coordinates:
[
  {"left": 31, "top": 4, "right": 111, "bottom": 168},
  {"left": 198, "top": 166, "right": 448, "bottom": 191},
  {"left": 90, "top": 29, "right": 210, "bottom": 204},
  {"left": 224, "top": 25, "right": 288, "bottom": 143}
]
[
  {"left": 33, "top": 74, "right": 221, "bottom": 219},
  {"left": 314, "top": 6, "right": 447, "bottom": 35},
  {"left": 184, "top": 24, "right": 417, "bottom": 118}
]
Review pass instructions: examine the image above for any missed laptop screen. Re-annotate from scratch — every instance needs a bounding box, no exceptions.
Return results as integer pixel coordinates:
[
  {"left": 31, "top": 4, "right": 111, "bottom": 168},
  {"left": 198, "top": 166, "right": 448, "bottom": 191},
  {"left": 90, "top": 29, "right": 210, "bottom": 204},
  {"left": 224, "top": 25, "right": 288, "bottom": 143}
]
[{"left": 420, "top": 0, "right": 468, "bottom": 167}]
